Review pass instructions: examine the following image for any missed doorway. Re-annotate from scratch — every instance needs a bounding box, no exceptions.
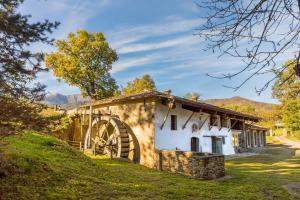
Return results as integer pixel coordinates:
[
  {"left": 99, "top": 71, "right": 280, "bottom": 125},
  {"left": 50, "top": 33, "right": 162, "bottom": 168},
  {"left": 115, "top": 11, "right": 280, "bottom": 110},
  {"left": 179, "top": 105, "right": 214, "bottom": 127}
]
[
  {"left": 212, "top": 136, "right": 223, "bottom": 154},
  {"left": 191, "top": 137, "right": 199, "bottom": 152}
]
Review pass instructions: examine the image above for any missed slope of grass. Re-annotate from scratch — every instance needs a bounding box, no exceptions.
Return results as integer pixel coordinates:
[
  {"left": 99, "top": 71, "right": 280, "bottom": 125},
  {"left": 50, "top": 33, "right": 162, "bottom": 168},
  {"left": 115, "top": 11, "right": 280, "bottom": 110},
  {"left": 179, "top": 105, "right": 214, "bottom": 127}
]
[{"left": 1, "top": 133, "right": 300, "bottom": 200}]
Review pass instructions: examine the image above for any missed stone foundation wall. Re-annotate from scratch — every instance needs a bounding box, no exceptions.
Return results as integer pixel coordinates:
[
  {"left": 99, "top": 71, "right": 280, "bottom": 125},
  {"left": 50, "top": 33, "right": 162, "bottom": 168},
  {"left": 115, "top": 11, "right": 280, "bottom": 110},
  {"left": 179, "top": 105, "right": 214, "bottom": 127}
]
[{"left": 157, "top": 150, "right": 225, "bottom": 179}]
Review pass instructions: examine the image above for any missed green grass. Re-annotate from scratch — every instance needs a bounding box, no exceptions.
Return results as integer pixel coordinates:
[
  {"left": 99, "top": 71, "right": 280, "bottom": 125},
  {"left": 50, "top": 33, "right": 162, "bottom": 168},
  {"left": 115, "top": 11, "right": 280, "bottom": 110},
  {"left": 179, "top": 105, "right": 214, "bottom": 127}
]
[
  {"left": 287, "top": 135, "right": 300, "bottom": 142},
  {"left": 1, "top": 132, "right": 300, "bottom": 200}
]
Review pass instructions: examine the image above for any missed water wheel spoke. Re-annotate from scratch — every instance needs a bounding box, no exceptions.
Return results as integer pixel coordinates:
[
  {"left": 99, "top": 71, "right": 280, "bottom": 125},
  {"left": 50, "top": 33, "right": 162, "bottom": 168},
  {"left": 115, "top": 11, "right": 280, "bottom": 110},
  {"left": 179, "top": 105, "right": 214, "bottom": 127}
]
[{"left": 90, "top": 117, "right": 129, "bottom": 158}]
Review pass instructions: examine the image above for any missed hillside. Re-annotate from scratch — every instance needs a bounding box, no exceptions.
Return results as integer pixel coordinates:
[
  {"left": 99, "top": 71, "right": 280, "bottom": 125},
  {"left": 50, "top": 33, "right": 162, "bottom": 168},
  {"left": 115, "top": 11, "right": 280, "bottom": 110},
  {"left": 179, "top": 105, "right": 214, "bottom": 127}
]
[
  {"left": 205, "top": 96, "right": 276, "bottom": 112},
  {"left": 0, "top": 132, "right": 299, "bottom": 199},
  {"left": 204, "top": 96, "right": 279, "bottom": 125}
]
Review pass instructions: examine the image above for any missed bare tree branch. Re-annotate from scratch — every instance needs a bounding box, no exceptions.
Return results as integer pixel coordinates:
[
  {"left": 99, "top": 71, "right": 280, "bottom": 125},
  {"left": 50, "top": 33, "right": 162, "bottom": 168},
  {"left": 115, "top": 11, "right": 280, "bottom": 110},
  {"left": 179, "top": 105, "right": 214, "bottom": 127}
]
[{"left": 197, "top": 0, "right": 300, "bottom": 93}]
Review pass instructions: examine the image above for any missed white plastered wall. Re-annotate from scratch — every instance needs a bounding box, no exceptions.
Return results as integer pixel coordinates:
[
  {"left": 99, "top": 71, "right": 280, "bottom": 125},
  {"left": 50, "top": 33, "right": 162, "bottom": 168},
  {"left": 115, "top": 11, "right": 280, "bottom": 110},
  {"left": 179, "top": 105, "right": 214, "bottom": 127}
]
[{"left": 154, "top": 102, "right": 235, "bottom": 155}]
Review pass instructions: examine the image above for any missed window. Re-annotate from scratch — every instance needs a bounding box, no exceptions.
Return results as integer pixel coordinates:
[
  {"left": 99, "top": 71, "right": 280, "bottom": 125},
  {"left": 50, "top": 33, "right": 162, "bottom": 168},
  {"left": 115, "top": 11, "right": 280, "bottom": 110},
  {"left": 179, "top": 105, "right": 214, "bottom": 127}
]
[
  {"left": 191, "top": 137, "right": 199, "bottom": 152},
  {"left": 171, "top": 115, "right": 177, "bottom": 130}
]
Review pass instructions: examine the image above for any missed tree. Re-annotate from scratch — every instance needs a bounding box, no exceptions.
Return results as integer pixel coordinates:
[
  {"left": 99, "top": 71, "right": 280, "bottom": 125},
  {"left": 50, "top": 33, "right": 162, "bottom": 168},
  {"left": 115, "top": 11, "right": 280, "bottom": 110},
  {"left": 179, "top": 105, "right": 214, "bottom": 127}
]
[
  {"left": 272, "top": 59, "right": 300, "bottom": 136},
  {"left": 0, "top": 0, "right": 59, "bottom": 100},
  {"left": 183, "top": 92, "right": 201, "bottom": 101},
  {"left": 197, "top": 0, "right": 300, "bottom": 93},
  {"left": 45, "top": 30, "right": 118, "bottom": 149},
  {"left": 272, "top": 60, "right": 300, "bottom": 103},
  {"left": 0, "top": 0, "right": 59, "bottom": 132},
  {"left": 282, "top": 99, "right": 300, "bottom": 137},
  {"left": 122, "top": 74, "right": 156, "bottom": 95},
  {"left": 46, "top": 30, "right": 118, "bottom": 100}
]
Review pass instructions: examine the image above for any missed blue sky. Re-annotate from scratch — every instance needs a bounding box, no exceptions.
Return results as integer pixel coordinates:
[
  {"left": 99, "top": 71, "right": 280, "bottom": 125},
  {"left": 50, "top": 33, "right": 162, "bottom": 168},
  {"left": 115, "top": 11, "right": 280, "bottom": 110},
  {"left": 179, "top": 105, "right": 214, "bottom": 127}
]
[{"left": 19, "top": 0, "right": 289, "bottom": 103}]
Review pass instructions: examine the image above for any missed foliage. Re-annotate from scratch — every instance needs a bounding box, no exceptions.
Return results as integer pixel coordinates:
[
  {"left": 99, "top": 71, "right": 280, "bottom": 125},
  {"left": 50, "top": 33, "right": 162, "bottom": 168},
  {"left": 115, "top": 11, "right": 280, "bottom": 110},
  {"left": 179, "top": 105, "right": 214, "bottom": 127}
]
[
  {"left": 40, "top": 108, "right": 73, "bottom": 136},
  {"left": 0, "top": 0, "right": 59, "bottom": 100},
  {"left": 0, "top": 0, "right": 58, "bottom": 134},
  {"left": 122, "top": 74, "right": 156, "bottom": 95},
  {"left": 1, "top": 132, "right": 299, "bottom": 199},
  {"left": 272, "top": 60, "right": 300, "bottom": 103},
  {"left": 0, "top": 98, "right": 72, "bottom": 136},
  {"left": 282, "top": 99, "right": 300, "bottom": 135},
  {"left": 0, "top": 96, "right": 46, "bottom": 134},
  {"left": 0, "top": 99, "right": 73, "bottom": 137},
  {"left": 272, "top": 60, "right": 300, "bottom": 136},
  {"left": 46, "top": 30, "right": 118, "bottom": 100},
  {"left": 183, "top": 92, "right": 201, "bottom": 100}
]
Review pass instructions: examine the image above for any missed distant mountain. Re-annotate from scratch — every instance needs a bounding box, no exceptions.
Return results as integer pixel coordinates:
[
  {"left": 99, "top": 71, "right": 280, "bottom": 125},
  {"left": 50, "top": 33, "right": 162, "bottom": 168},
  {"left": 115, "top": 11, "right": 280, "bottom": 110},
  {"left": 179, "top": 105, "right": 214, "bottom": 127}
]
[
  {"left": 44, "top": 93, "right": 68, "bottom": 105},
  {"left": 205, "top": 96, "right": 276, "bottom": 111},
  {"left": 44, "top": 93, "right": 90, "bottom": 108}
]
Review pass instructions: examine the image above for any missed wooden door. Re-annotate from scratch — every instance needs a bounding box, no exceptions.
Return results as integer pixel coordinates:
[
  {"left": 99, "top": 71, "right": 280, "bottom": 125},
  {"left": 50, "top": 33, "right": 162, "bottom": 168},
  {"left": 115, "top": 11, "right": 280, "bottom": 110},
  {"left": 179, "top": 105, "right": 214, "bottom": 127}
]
[{"left": 212, "top": 136, "right": 223, "bottom": 154}]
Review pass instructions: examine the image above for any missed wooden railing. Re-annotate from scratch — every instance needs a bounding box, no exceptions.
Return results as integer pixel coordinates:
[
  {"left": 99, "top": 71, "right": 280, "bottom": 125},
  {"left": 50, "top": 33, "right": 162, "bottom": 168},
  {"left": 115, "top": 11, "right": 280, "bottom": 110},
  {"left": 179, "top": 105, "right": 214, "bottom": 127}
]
[{"left": 66, "top": 140, "right": 83, "bottom": 150}]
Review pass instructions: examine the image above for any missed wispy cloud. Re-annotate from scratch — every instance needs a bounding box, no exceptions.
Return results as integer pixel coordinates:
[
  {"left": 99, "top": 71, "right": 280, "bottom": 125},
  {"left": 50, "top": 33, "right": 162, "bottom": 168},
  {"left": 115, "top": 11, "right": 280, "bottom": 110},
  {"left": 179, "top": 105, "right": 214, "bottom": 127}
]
[
  {"left": 118, "top": 35, "right": 196, "bottom": 54},
  {"left": 53, "top": 0, "right": 111, "bottom": 39},
  {"left": 109, "top": 18, "right": 204, "bottom": 74},
  {"left": 112, "top": 54, "right": 162, "bottom": 73},
  {"left": 109, "top": 18, "right": 203, "bottom": 49}
]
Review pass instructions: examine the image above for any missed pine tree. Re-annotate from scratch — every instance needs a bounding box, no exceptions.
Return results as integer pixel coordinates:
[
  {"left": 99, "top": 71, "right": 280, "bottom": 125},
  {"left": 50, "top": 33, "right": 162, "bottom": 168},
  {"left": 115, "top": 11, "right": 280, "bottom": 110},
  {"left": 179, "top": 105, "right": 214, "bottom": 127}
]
[{"left": 0, "top": 0, "right": 59, "bottom": 133}]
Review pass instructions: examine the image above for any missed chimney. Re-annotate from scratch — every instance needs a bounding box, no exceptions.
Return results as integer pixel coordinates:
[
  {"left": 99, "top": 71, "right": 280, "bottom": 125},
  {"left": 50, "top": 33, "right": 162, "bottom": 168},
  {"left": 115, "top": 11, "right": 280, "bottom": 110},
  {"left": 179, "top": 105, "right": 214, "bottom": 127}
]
[
  {"left": 191, "top": 95, "right": 199, "bottom": 102},
  {"left": 163, "top": 89, "right": 172, "bottom": 95}
]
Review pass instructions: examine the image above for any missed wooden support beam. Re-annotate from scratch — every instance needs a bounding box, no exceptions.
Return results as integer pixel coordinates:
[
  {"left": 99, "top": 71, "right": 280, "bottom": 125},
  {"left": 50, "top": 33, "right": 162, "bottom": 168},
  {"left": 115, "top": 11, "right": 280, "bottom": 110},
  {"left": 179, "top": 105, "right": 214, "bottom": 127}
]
[
  {"left": 80, "top": 112, "right": 83, "bottom": 142},
  {"left": 199, "top": 115, "right": 209, "bottom": 130},
  {"left": 219, "top": 115, "right": 227, "bottom": 131},
  {"left": 247, "top": 120, "right": 256, "bottom": 130},
  {"left": 209, "top": 115, "right": 218, "bottom": 131},
  {"left": 242, "top": 120, "right": 247, "bottom": 149},
  {"left": 209, "top": 120, "right": 218, "bottom": 131},
  {"left": 160, "top": 107, "right": 171, "bottom": 130},
  {"left": 228, "top": 119, "right": 238, "bottom": 132},
  {"left": 182, "top": 112, "right": 195, "bottom": 129}
]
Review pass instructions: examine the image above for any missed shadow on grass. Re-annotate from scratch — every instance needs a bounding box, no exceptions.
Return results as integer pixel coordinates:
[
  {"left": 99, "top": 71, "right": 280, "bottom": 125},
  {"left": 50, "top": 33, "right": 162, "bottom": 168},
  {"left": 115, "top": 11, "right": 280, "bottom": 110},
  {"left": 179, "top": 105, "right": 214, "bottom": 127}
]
[{"left": 226, "top": 144, "right": 300, "bottom": 185}]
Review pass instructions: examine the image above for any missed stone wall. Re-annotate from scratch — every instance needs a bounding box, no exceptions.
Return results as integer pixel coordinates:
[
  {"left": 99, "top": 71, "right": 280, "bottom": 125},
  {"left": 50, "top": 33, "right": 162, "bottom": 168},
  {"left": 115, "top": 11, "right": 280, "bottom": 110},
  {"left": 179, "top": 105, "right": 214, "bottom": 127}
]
[{"left": 157, "top": 150, "right": 225, "bottom": 179}]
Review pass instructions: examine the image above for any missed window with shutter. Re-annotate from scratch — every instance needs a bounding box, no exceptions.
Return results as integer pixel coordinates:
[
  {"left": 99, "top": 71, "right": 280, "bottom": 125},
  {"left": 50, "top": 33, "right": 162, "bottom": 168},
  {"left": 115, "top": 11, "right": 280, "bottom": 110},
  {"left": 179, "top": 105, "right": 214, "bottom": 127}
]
[
  {"left": 171, "top": 115, "right": 177, "bottom": 130},
  {"left": 191, "top": 137, "right": 199, "bottom": 152}
]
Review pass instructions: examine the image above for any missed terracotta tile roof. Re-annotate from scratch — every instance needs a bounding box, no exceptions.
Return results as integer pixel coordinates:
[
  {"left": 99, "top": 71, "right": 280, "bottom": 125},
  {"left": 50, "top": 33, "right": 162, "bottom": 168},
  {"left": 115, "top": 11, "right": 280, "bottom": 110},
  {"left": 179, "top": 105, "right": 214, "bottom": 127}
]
[{"left": 81, "top": 91, "right": 260, "bottom": 121}]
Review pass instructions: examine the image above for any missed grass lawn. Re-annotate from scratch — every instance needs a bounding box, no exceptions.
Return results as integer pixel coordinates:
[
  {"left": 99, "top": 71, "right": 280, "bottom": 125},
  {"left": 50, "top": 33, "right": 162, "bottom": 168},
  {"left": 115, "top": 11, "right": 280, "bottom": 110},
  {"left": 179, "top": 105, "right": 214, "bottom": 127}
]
[
  {"left": 287, "top": 135, "right": 300, "bottom": 143},
  {"left": 1, "top": 133, "right": 300, "bottom": 200}
]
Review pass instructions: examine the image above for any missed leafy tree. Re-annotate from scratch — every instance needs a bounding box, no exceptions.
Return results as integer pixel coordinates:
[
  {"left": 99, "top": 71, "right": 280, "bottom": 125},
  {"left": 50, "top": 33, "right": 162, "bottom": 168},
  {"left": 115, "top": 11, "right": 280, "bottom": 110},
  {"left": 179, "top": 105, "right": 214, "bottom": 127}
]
[
  {"left": 282, "top": 99, "right": 300, "bottom": 136},
  {"left": 272, "top": 59, "right": 300, "bottom": 136},
  {"left": 272, "top": 60, "right": 300, "bottom": 103},
  {"left": 122, "top": 74, "right": 156, "bottom": 95},
  {"left": 0, "top": 0, "right": 59, "bottom": 133},
  {"left": 46, "top": 30, "right": 118, "bottom": 99},
  {"left": 197, "top": 0, "right": 300, "bottom": 93},
  {"left": 45, "top": 30, "right": 118, "bottom": 149}
]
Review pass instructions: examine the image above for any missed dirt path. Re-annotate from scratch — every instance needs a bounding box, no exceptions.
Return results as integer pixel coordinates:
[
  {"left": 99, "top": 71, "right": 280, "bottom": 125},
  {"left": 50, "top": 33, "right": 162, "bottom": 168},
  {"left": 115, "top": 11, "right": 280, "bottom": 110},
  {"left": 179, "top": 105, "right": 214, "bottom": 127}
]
[{"left": 274, "top": 136, "right": 300, "bottom": 149}]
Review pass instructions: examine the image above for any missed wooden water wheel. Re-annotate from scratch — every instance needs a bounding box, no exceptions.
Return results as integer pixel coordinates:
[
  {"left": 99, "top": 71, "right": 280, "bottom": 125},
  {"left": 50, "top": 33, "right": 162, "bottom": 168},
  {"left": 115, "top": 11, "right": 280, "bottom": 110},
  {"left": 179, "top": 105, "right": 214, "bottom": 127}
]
[{"left": 90, "top": 116, "right": 130, "bottom": 158}]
